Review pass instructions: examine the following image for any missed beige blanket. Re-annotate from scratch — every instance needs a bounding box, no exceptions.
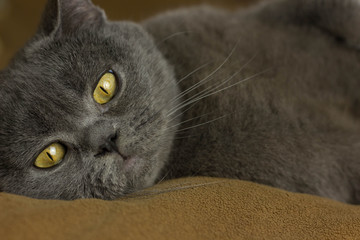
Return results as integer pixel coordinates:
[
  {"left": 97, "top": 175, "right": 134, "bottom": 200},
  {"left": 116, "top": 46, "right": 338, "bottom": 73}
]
[{"left": 1, "top": 177, "right": 359, "bottom": 239}]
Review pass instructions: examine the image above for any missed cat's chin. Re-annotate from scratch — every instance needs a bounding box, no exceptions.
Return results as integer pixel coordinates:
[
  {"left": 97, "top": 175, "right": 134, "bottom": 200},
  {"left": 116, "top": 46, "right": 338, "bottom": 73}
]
[
  {"left": 123, "top": 153, "right": 166, "bottom": 191},
  {"left": 123, "top": 156, "right": 137, "bottom": 171},
  {"left": 123, "top": 156, "right": 146, "bottom": 175}
]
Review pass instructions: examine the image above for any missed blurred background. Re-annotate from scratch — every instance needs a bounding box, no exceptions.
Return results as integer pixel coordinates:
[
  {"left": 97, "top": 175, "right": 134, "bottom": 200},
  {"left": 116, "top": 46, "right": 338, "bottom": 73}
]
[{"left": 0, "top": 0, "right": 258, "bottom": 69}]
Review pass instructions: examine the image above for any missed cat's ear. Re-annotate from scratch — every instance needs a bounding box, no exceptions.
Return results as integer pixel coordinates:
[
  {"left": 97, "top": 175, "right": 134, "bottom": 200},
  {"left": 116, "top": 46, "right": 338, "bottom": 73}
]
[{"left": 38, "top": 0, "right": 107, "bottom": 37}]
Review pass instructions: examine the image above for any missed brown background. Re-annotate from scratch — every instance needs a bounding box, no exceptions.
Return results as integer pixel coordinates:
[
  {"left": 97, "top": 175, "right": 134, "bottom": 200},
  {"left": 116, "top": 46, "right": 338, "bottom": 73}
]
[{"left": 0, "top": 0, "right": 256, "bottom": 69}]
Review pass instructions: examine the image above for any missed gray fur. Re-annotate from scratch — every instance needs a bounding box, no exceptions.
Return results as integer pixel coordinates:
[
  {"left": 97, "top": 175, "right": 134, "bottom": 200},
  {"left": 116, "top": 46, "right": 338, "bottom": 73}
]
[{"left": 0, "top": 0, "right": 359, "bottom": 203}]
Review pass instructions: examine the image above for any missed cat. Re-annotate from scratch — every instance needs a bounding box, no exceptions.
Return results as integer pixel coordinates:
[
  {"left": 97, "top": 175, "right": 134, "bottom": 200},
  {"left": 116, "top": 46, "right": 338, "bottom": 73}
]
[{"left": 0, "top": 0, "right": 359, "bottom": 203}]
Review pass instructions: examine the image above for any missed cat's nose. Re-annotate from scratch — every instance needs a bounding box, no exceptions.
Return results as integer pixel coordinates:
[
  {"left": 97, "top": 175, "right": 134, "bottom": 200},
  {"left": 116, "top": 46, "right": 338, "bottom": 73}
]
[
  {"left": 83, "top": 120, "right": 120, "bottom": 157},
  {"left": 97, "top": 133, "right": 120, "bottom": 156}
]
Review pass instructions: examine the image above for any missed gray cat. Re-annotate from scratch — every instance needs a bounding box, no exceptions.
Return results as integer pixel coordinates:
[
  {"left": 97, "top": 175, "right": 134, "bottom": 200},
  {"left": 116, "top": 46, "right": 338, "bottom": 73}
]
[{"left": 0, "top": 0, "right": 359, "bottom": 203}]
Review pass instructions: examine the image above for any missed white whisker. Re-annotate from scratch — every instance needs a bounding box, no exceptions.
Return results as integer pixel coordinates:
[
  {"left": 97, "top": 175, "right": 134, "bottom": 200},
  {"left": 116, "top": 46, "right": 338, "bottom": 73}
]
[
  {"left": 192, "top": 68, "right": 271, "bottom": 104},
  {"left": 167, "top": 52, "right": 257, "bottom": 117},
  {"left": 167, "top": 70, "right": 241, "bottom": 117},
  {"left": 167, "top": 68, "right": 270, "bottom": 117},
  {"left": 176, "top": 61, "right": 211, "bottom": 85},
  {"left": 155, "top": 169, "right": 171, "bottom": 186},
  {"left": 174, "top": 133, "right": 205, "bottom": 140},
  {"left": 169, "top": 42, "right": 239, "bottom": 106},
  {"left": 167, "top": 103, "right": 197, "bottom": 123},
  {"left": 124, "top": 180, "right": 227, "bottom": 198},
  {"left": 175, "top": 115, "right": 228, "bottom": 133},
  {"left": 156, "top": 31, "right": 193, "bottom": 46},
  {"left": 164, "top": 111, "right": 217, "bottom": 131}
]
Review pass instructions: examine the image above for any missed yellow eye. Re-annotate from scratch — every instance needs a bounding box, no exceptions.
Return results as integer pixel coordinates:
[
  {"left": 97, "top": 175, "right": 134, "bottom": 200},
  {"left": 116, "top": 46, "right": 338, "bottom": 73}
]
[
  {"left": 93, "top": 71, "right": 117, "bottom": 104},
  {"left": 34, "top": 143, "right": 66, "bottom": 168}
]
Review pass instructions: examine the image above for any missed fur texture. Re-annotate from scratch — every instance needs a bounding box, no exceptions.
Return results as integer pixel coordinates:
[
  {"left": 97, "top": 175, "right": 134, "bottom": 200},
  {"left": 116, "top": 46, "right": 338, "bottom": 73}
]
[{"left": 0, "top": 0, "right": 359, "bottom": 203}]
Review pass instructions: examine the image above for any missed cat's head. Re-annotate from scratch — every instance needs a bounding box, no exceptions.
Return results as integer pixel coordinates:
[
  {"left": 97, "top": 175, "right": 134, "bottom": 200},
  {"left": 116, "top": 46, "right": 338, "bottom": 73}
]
[{"left": 0, "top": 0, "right": 179, "bottom": 199}]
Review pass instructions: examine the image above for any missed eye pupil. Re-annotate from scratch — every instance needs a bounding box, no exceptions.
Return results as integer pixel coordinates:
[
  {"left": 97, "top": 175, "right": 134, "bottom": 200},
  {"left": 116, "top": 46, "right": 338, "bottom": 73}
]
[
  {"left": 46, "top": 152, "right": 54, "bottom": 161},
  {"left": 100, "top": 86, "right": 109, "bottom": 94}
]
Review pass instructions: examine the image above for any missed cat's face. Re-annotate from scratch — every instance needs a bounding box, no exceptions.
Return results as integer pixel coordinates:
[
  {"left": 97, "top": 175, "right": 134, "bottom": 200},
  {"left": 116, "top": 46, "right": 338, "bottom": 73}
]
[{"left": 0, "top": 0, "right": 179, "bottom": 199}]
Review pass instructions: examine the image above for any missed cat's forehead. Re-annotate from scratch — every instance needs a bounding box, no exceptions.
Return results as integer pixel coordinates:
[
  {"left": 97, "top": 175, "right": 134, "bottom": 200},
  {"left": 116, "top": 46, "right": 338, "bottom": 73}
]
[
  {"left": 27, "top": 36, "right": 119, "bottom": 71},
  {"left": 0, "top": 59, "right": 85, "bottom": 104},
  {"left": 0, "top": 52, "right": 95, "bottom": 138},
  {"left": 0, "top": 68, "right": 81, "bottom": 132},
  {"left": 1, "top": 33, "right": 124, "bottom": 95}
]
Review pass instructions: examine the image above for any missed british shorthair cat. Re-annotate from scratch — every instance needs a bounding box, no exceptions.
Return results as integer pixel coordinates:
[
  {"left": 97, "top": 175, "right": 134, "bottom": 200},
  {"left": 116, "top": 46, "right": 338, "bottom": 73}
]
[{"left": 0, "top": 0, "right": 359, "bottom": 203}]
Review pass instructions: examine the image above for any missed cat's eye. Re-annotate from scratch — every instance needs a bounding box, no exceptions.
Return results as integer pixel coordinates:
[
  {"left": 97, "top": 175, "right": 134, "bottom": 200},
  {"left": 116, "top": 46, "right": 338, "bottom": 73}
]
[
  {"left": 93, "top": 71, "right": 117, "bottom": 104},
  {"left": 34, "top": 143, "right": 66, "bottom": 169}
]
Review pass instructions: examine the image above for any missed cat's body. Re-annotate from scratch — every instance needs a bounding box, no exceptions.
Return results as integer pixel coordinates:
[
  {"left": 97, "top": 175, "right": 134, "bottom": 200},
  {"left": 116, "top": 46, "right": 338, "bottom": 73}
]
[
  {"left": 0, "top": 0, "right": 359, "bottom": 203},
  {"left": 145, "top": 3, "right": 360, "bottom": 203}
]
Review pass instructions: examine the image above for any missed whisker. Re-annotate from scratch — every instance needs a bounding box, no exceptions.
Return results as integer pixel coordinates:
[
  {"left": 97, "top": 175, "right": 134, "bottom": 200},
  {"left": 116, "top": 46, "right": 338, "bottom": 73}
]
[
  {"left": 167, "top": 102, "right": 198, "bottom": 123},
  {"left": 166, "top": 70, "right": 241, "bottom": 117},
  {"left": 164, "top": 111, "right": 217, "bottom": 131},
  {"left": 156, "top": 170, "right": 171, "bottom": 185},
  {"left": 168, "top": 68, "right": 270, "bottom": 117},
  {"left": 156, "top": 61, "right": 211, "bottom": 104},
  {"left": 175, "top": 115, "right": 228, "bottom": 133},
  {"left": 192, "top": 68, "right": 272, "bottom": 104},
  {"left": 123, "top": 180, "right": 227, "bottom": 199},
  {"left": 157, "top": 114, "right": 224, "bottom": 140},
  {"left": 136, "top": 61, "right": 211, "bottom": 121},
  {"left": 165, "top": 53, "right": 257, "bottom": 122},
  {"left": 176, "top": 61, "right": 211, "bottom": 85},
  {"left": 168, "top": 41, "right": 239, "bottom": 107},
  {"left": 167, "top": 53, "right": 257, "bottom": 116},
  {"left": 156, "top": 31, "right": 193, "bottom": 47},
  {"left": 170, "top": 70, "right": 239, "bottom": 116},
  {"left": 174, "top": 133, "right": 205, "bottom": 140},
  {"left": 167, "top": 51, "right": 256, "bottom": 117}
]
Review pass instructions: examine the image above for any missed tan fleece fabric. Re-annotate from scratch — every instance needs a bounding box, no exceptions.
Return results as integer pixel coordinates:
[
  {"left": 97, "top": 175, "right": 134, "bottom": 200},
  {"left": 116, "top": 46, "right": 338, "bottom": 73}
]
[{"left": 1, "top": 177, "right": 359, "bottom": 240}]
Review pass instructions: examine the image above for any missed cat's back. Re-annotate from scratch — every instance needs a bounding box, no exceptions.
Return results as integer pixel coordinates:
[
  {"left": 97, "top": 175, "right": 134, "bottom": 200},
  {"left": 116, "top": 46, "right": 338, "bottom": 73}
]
[{"left": 144, "top": 1, "right": 360, "bottom": 133}]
